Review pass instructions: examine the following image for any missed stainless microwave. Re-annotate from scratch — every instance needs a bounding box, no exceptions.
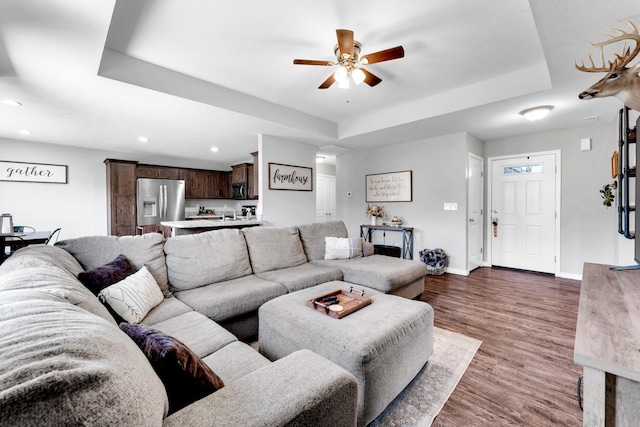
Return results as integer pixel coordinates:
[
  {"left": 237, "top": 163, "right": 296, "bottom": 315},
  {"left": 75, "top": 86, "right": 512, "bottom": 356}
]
[{"left": 232, "top": 183, "right": 248, "bottom": 200}]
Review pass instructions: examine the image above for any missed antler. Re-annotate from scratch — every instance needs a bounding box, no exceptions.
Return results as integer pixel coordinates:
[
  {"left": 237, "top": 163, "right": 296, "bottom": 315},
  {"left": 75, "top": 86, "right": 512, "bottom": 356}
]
[{"left": 575, "top": 19, "right": 640, "bottom": 72}]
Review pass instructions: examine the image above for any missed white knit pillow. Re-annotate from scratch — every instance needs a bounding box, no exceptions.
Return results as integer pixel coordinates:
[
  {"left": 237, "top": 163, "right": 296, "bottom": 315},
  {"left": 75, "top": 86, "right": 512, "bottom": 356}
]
[
  {"left": 98, "top": 266, "right": 164, "bottom": 324},
  {"left": 324, "top": 237, "right": 364, "bottom": 260}
]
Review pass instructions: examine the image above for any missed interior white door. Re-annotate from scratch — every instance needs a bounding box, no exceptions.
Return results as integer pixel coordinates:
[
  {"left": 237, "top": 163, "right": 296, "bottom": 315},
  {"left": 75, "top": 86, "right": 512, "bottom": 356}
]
[
  {"left": 491, "top": 153, "right": 556, "bottom": 273},
  {"left": 316, "top": 174, "right": 336, "bottom": 222},
  {"left": 468, "top": 154, "right": 484, "bottom": 272}
]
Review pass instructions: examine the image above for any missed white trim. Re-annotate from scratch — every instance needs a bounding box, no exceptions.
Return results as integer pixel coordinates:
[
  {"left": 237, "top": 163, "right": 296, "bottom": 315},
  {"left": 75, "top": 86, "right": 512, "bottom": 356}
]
[
  {"left": 558, "top": 272, "right": 582, "bottom": 281},
  {"left": 467, "top": 153, "right": 484, "bottom": 273},
  {"left": 486, "top": 150, "right": 562, "bottom": 276},
  {"left": 442, "top": 267, "right": 469, "bottom": 276}
]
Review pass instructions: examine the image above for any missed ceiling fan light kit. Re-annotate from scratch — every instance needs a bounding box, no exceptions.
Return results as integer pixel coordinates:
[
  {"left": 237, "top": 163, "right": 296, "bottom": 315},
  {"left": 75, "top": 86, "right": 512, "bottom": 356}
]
[{"left": 294, "top": 29, "right": 404, "bottom": 89}]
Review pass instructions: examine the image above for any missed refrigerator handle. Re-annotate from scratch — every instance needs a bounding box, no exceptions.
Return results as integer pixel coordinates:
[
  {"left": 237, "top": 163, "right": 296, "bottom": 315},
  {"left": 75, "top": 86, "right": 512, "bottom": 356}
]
[
  {"left": 163, "top": 185, "right": 168, "bottom": 219},
  {"left": 159, "top": 185, "right": 164, "bottom": 220}
]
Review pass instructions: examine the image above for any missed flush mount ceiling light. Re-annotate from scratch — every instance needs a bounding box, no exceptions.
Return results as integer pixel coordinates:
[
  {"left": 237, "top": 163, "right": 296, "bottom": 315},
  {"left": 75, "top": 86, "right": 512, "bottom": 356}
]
[
  {"left": 18, "top": 129, "right": 32, "bottom": 135},
  {"left": 210, "top": 147, "right": 219, "bottom": 152},
  {"left": 137, "top": 136, "right": 150, "bottom": 143},
  {"left": 316, "top": 156, "right": 325, "bottom": 163},
  {"left": 519, "top": 105, "right": 554, "bottom": 121}
]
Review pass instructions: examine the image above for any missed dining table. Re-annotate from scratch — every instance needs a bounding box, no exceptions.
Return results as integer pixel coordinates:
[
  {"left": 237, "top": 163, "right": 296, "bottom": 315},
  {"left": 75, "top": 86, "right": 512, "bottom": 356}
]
[{"left": 1, "top": 230, "right": 51, "bottom": 261}]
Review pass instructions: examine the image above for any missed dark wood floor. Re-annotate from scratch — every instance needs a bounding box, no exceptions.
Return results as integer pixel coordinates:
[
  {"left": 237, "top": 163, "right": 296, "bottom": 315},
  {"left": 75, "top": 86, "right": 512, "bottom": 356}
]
[{"left": 421, "top": 267, "right": 583, "bottom": 427}]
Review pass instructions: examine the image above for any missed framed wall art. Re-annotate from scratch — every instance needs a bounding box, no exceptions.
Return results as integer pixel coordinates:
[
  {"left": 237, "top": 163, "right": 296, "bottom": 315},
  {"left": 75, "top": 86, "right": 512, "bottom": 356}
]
[
  {"left": 366, "top": 170, "right": 412, "bottom": 202},
  {"left": 268, "top": 162, "right": 313, "bottom": 191},
  {"left": 0, "top": 160, "right": 68, "bottom": 184}
]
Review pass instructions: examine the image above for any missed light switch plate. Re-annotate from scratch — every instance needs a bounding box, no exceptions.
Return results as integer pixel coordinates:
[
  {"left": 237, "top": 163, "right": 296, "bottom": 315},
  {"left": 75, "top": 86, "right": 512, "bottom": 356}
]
[
  {"left": 581, "top": 138, "right": 591, "bottom": 151},
  {"left": 444, "top": 203, "right": 458, "bottom": 211}
]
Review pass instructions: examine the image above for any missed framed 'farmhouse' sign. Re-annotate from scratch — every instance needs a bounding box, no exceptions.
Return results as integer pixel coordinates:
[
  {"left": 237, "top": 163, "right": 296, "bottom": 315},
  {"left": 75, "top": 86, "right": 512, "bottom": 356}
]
[
  {"left": 0, "top": 160, "right": 68, "bottom": 184},
  {"left": 268, "top": 163, "right": 313, "bottom": 191},
  {"left": 366, "top": 170, "right": 412, "bottom": 202}
]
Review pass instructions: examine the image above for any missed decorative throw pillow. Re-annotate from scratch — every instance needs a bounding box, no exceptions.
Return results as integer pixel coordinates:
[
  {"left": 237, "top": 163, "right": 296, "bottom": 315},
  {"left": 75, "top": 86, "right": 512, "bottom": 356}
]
[
  {"left": 98, "top": 266, "right": 164, "bottom": 324},
  {"left": 324, "top": 237, "right": 364, "bottom": 260},
  {"left": 78, "top": 254, "right": 135, "bottom": 295},
  {"left": 119, "top": 323, "right": 224, "bottom": 414}
]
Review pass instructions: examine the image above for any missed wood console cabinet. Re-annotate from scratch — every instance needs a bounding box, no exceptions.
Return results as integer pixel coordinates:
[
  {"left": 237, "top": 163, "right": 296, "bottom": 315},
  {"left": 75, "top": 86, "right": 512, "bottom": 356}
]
[{"left": 575, "top": 263, "right": 640, "bottom": 426}]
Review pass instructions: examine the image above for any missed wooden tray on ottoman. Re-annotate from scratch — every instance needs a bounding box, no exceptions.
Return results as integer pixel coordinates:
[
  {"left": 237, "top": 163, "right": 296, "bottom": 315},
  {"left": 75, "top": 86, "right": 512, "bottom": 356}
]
[{"left": 306, "top": 286, "right": 372, "bottom": 319}]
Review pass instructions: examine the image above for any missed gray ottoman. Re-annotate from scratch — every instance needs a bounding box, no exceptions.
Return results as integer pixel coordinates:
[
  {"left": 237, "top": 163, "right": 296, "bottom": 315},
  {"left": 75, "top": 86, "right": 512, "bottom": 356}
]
[{"left": 258, "top": 281, "right": 434, "bottom": 426}]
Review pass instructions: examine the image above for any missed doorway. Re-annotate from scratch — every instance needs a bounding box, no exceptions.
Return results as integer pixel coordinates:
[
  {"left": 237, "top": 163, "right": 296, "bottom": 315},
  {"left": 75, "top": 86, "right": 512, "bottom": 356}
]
[
  {"left": 488, "top": 151, "right": 560, "bottom": 275},
  {"left": 316, "top": 174, "right": 336, "bottom": 222},
  {"left": 468, "top": 153, "right": 484, "bottom": 272}
]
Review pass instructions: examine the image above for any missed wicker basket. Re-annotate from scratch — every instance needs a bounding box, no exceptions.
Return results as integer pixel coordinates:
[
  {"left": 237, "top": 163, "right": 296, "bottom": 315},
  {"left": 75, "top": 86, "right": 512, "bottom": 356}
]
[{"left": 419, "top": 248, "right": 447, "bottom": 275}]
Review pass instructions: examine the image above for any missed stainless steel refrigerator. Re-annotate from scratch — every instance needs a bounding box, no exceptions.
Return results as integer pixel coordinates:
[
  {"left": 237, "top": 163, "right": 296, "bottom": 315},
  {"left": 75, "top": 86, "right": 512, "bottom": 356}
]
[{"left": 137, "top": 178, "right": 185, "bottom": 226}]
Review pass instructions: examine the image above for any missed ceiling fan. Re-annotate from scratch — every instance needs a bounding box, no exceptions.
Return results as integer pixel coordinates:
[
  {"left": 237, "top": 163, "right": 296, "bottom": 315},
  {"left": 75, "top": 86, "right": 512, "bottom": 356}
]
[{"left": 293, "top": 29, "right": 404, "bottom": 89}]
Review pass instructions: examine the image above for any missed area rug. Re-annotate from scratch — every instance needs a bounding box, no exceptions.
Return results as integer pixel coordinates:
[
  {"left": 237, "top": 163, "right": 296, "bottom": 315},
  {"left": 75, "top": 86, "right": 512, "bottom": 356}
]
[{"left": 368, "top": 327, "right": 482, "bottom": 426}]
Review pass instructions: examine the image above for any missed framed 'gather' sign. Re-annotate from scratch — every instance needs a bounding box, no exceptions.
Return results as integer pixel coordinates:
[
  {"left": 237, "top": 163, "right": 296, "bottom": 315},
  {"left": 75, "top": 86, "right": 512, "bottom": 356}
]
[
  {"left": 366, "top": 170, "right": 412, "bottom": 202},
  {"left": 268, "top": 163, "right": 313, "bottom": 191},
  {"left": 0, "top": 160, "right": 68, "bottom": 184}
]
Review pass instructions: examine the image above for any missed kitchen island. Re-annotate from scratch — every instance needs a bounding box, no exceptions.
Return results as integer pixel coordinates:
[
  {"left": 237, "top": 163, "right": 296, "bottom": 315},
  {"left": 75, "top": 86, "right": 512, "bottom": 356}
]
[{"left": 161, "top": 219, "right": 262, "bottom": 236}]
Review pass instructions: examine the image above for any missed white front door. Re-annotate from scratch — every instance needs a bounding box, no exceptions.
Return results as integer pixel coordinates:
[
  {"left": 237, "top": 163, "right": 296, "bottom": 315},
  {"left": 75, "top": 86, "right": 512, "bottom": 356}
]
[
  {"left": 316, "top": 174, "right": 336, "bottom": 222},
  {"left": 490, "top": 153, "right": 557, "bottom": 274},
  {"left": 468, "top": 154, "right": 484, "bottom": 272}
]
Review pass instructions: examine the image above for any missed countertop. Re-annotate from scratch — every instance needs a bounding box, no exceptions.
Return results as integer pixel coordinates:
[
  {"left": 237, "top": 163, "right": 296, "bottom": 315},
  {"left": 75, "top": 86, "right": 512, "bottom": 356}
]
[{"left": 161, "top": 218, "right": 262, "bottom": 231}]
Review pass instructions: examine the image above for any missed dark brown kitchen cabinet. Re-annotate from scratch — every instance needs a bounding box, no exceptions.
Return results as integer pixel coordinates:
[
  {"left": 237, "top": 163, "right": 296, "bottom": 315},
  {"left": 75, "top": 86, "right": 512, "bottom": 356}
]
[
  {"left": 136, "top": 164, "right": 180, "bottom": 179},
  {"left": 206, "top": 171, "right": 229, "bottom": 199},
  {"left": 181, "top": 169, "right": 229, "bottom": 199},
  {"left": 250, "top": 151, "right": 259, "bottom": 199},
  {"left": 231, "top": 163, "right": 249, "bottom": 184},
  {"left": 105, "top": 159, "right": 137, "bottom": 236}
]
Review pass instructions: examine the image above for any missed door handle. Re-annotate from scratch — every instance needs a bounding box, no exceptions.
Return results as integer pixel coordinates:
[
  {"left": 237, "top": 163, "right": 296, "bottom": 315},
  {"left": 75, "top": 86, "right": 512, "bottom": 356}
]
[{"left": 469, "top": 218, "right": 475, "bottom": 223}]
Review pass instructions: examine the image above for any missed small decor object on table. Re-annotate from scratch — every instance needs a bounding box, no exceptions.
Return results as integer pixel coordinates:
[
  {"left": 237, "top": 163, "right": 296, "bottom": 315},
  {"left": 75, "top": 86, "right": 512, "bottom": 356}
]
[
  {"left": 389, "top": 216, "right": 403, "bottom": 227},
  {"left": 366, "top": 204, "right": 384, "bottom": 225}
]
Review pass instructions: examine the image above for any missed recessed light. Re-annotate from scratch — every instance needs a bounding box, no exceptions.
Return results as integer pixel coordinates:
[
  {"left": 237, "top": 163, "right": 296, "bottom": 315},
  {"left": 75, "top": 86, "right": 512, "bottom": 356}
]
[
  {"left": 1, "top": 99, "right": 22, "bottom": 106},
  {"left": 137, "top": 136, "right": 150, "bottom": 143},
  {"left": 210, "top": 147, "right": 219, "bottom": 152},
  {"left": 18, "top": 130, "right": 32, "bottom": 135}
]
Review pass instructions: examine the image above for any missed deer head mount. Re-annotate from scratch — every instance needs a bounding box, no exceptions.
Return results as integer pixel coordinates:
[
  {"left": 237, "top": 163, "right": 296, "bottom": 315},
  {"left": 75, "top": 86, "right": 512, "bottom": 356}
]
[{"left": 575, "top": 19, "right": 640, "bottom": 111}]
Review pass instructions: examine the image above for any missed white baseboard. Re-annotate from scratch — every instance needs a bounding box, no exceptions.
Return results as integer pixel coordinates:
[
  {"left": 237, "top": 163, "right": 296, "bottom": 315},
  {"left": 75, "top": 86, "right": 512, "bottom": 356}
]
[
  {"left": 443, "top": 267, "right": 469, "bottom": 276},
  {"left": 558, "top": 271, "right": 582, "bottom": 281}
]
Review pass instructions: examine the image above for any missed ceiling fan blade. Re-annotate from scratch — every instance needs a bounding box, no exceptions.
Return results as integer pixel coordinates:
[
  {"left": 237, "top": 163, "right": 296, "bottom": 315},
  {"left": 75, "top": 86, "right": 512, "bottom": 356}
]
[
  {"left": 294, "top": 59, "right": 334, "bottom": 66},
  {"left": 361, "top": 68, "right": 382, "bottom": 87},
  {"left": 361, "top": 46, "right": 404, "bottom": 65},
  {"left": 336, "top": 29, "right": 354, "bottom": 57},
  {"left": 318, "top": 74, "right": 336, "bottom": 89}
]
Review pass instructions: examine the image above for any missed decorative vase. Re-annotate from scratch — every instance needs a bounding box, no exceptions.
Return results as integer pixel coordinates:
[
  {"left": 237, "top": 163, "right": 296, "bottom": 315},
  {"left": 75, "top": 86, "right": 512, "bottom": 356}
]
[{"left": 371, "top": 216, "right": 378, "bottom": 225}]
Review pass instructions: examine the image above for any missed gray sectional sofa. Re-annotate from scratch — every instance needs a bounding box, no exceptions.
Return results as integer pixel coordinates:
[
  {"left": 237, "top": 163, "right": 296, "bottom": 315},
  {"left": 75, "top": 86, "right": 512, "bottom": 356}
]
[{"left": 0, "top": 220, "right": 427, "bottom": 426}]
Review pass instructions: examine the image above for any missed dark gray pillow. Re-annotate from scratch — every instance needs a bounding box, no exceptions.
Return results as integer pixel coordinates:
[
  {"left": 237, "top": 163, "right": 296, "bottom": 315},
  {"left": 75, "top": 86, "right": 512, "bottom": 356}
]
[
  {"left": 119, "top": 323, "right": 224, "bottom": 414},
  {"left": 77, "top": 254, "right": 134, "bottom": 296}
]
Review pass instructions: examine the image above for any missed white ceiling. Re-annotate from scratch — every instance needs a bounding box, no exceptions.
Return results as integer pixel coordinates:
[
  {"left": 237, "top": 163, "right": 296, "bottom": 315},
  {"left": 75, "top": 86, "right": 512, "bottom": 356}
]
[{"left": 0, "top": 0, "right": 638, "bottom": 168}]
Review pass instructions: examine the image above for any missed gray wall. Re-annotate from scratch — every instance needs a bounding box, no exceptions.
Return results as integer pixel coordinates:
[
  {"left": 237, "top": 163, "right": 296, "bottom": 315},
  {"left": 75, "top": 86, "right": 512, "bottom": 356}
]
[
  {"left": 258, "top": 134, "right": 317, "bottom": 227},
  {"left": 337, "top": 132, "right": 473, "bottom": 274},
  {"left": 484, "top": 120, "right": 624, "bottom": 277}
]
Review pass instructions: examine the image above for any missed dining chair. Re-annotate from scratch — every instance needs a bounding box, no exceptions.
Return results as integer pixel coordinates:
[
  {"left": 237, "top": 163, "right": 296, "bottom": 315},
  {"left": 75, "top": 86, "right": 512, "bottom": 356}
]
[
  {"left": 45, "top": 228, "right": 61, "bottom": 245},
  {"left": 136, "top": 225, "right": 171, "bottom": 238}
]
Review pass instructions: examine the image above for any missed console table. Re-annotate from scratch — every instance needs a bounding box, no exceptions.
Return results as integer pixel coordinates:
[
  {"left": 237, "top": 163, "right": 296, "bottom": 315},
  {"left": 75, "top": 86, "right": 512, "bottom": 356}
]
[
  {"left": 575, "top": 263, "right": 640, "bottom": 426},
  {"left": 360, "top": 224, "right": 414, "bottom": 260}
]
